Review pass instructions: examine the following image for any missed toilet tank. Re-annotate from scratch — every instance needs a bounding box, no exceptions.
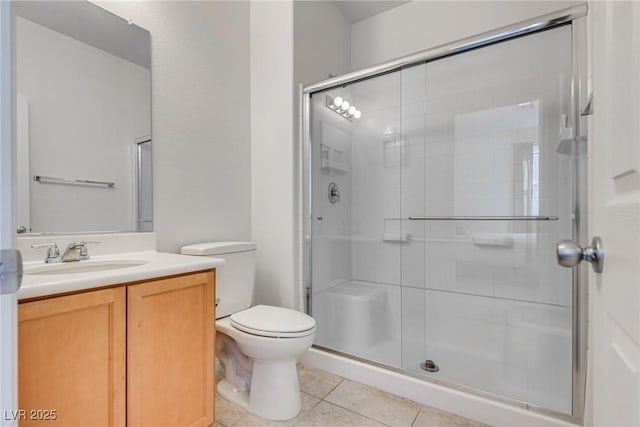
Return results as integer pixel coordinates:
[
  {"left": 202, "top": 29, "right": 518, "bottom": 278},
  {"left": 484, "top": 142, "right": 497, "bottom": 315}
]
[{"left": 180, "top": 241, "right": 256, "bottom": 319}]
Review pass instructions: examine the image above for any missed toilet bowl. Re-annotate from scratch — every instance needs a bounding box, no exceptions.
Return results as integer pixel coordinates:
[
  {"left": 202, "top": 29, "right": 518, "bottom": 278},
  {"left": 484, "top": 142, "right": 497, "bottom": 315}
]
[
  {"left": 180, "top": 242, "right": 316, "bottom": 421},
  {"left": 216, "top": 305, "right": 315, "bottom": 420}
]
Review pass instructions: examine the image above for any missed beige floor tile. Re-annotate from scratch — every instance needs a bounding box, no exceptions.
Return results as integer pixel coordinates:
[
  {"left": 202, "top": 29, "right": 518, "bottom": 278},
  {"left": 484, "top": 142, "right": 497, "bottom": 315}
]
[
  {"left": 215, "top": 394, "right": 247, "bottom": 427},
  {"left": 294, "top": 401, "right": 385, "bottom": 427},
  {"left": 215, "top": 392, "right": 320, "bottom": 427},
  {"left": 297, "top": 364, "right": 343, "bottom": 399},
  {"left": 325, "top": 380, "right": 421, "bottom": 427},
  {"left": 412, "top": 406, "right": 492, "bottom": 427}
]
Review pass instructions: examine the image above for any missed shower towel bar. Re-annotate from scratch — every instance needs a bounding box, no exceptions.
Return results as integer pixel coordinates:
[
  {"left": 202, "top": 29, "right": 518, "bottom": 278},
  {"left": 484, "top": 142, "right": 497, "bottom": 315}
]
[
  {"left": 407, "top": 216, "right": 558, "bottom": 221},
  {"left": 33, "top": 175, "right": 115, "bottom": 188}
]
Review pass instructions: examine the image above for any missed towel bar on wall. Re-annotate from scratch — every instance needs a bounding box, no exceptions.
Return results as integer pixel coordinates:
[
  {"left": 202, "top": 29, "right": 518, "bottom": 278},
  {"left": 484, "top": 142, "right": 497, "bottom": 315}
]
[
  {"left": 406, "top": 216, "right": 559, "bottom": 221},
  {"left": 33, "top": 175, "right": 115, "bottom": 188}
]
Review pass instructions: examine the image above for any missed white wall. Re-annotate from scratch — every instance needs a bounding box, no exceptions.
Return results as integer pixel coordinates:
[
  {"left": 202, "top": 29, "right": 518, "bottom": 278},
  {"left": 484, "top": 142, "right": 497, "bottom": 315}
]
[
  {"left": 16, "top": 17, "right": 150, "bottom": 233},
  {"left": 97, "top": 1, "right": 251, "bottom": 253},
  {"left": 250, "top": 1, "right": 350, "bottom": 309},
  {"left": 350, "top": 1, "right": 581, "bottom": 70},
  {"left": 250, "top": 1, "right": 295, "bottom": 308},
  {"left": 293, "top": 1, "right": 351, "bottom": 87}
]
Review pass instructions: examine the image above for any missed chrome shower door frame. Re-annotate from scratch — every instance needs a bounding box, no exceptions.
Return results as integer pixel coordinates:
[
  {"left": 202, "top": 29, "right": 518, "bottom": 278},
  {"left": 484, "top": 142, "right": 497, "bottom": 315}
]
[{"left": 300, "top": 3, "right": 589, "bottom": 423}]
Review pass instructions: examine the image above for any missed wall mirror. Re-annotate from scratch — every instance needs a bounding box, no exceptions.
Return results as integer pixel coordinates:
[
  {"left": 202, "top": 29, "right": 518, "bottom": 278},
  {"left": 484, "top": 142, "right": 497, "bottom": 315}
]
[{"left": 15, "top": 1, "right": 152, "bottom": 234}]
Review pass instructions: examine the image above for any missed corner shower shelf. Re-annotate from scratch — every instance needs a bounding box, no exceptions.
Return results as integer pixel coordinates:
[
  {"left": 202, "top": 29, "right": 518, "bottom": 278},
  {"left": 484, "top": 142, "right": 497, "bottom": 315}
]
[{"left": 321, "top": 159, "right": 349, "bottom": 174}]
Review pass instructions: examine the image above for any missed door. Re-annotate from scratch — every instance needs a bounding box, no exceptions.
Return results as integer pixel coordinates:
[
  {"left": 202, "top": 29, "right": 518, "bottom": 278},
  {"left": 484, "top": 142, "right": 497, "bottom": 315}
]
[
  {"left": 590, "top": 2, "right": 640, "bottom": 426},
  {"left": 0, "top": 1, "right": 20, "bottom": 425}
]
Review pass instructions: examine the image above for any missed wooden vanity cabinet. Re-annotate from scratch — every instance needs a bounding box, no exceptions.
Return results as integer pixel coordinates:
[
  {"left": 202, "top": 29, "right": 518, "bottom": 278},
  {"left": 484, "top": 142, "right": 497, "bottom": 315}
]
[
  {"left": 18, "top": 287, "right": 126, "bottom": 427},
  {"left": 18, "top": 270, "right": 215, "bottom": 427},
  {"left": 127, "top": 271, "right": 215, "bottom": 427}
]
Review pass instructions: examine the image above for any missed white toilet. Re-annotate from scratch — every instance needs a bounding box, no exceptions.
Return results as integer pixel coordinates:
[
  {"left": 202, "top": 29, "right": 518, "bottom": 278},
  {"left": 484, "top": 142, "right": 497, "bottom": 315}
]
[{"left": 180, "top": 241, "right": 316, "bottom": 421}]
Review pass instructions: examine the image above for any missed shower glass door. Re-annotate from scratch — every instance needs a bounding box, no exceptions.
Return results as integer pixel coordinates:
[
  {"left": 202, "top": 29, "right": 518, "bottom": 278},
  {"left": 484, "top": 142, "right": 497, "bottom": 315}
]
[
  {"left": 310, "top": 70, "right": 403, "bottom": 365},
  {"left": 400, "top": 25, "right": 574, "bottom": 414},
  {"left": 309, "top": 24, "right": 577, "bottom": 415}
]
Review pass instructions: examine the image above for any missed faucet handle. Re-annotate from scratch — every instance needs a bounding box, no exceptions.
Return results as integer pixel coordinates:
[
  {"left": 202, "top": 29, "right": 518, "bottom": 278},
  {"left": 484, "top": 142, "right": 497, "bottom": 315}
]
[
  {"left": 30, "top": 242, "right": 58, "bottom": 249},
  {"left": 74, "top": 241, "right": 100, "bottom": 258},
  {"left": 30, "top": 243, "right": 61, "bottom": 263}
]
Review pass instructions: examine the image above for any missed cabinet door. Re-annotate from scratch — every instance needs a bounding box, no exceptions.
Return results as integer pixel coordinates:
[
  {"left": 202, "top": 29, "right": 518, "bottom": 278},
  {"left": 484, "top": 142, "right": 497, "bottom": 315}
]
[
  {"left": 18, "top": 287, "right": 126, "bottom": 427},
  {"left": 127, "top": 271, "right": 215, "bottom": 427}
]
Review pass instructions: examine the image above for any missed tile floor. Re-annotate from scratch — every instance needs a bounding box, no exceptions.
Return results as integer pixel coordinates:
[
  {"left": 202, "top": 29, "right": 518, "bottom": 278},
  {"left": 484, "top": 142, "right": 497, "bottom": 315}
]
[{"left": 214, "top": 363, "right": 492, "bottom": 427}]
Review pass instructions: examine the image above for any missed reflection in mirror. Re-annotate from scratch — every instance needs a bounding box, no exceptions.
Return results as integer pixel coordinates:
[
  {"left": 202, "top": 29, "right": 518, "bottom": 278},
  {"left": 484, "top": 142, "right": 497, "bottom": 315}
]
[{"left": 15, "top": 1, "right": 152, "bottom": 234}]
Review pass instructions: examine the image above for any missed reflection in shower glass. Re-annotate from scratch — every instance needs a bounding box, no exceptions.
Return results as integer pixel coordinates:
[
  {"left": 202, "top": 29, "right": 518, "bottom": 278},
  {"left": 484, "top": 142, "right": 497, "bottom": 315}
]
[
  {"left": 309, "top": 25, "right": 577, "bottom": 414},
  {"left": 136, "top": 138, "right": 153, "bottom": 231}
]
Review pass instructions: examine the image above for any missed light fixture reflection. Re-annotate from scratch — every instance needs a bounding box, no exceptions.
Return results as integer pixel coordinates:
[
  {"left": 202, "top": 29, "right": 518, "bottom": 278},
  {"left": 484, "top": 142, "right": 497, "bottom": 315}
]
[{"left": 326, "top": 95, "right": 362, "bottom": 121}]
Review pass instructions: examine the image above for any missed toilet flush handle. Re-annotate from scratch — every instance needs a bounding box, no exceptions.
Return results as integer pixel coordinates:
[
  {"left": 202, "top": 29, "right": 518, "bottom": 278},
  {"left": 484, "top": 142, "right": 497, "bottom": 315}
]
[{"left": 216, "top": 298, "right": 220, "bottom": 307}]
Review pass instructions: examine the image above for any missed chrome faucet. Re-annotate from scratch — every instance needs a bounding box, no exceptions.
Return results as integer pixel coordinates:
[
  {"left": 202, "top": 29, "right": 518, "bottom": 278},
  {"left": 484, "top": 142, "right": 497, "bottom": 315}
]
[
  {"left": 31, "top": 243, "right": 61, "bottom": 263},
  {"left": 61, "top": 241, "right": 100, "bottom": 262}
]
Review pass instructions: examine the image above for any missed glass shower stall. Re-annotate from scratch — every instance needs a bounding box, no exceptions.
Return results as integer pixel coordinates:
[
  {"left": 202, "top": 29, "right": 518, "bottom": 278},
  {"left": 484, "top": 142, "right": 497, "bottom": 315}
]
[{"left": 303, "top": 6, "right": 588, "bottom": 421}]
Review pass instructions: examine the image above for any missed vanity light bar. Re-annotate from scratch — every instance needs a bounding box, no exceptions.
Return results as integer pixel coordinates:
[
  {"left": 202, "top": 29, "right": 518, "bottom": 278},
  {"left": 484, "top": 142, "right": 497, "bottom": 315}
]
[{"left": 326, "top": 95, "right": 362, "bottom": 121}]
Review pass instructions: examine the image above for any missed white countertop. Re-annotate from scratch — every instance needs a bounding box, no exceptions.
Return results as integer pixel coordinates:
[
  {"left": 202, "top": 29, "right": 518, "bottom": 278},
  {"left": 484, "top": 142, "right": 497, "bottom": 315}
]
[{"left": 18, "top": 251, "right": 225, "bottom": 300}]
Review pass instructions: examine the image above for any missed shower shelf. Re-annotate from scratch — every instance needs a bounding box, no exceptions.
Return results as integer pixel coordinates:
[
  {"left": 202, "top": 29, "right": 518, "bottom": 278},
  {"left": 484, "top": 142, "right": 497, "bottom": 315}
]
[{"left": 321, "top": 159, "right": 349, "bottom": 174}]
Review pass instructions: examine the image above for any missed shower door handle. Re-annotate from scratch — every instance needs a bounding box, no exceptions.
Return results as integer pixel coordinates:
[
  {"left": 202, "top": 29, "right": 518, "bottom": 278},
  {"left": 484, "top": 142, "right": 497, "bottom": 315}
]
[{"left": 556, "top": 237, "right": 604, "bottom": 273}]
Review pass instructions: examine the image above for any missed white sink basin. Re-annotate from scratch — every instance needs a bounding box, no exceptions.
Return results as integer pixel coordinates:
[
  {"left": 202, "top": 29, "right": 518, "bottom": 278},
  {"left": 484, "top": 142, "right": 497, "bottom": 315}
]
[{"left": 25, "top": 259, "right": 149, "bottom": 276}]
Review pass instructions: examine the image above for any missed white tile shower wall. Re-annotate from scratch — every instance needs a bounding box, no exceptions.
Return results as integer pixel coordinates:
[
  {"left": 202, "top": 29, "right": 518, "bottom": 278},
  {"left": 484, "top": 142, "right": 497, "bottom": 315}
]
[
  {"left": 415, "top": 26, "right": 574, "bottom": 307},
  {"left": 97, "top": 1, "right": 251, "bottom": 253},
  {"left": 310, "top": 115, "right": 353, "bottom": 291},
  {"left": 400, "top": 66, "right": 427, "bottom": 289},
  {"left": 350, "top": 72, "right": 402, "bottom": 286}
]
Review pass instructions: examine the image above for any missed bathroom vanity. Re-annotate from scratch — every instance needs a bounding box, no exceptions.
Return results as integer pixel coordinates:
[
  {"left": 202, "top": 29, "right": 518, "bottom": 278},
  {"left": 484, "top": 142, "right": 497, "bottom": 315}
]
[{"left": 17, "top": 251, "right": 223, "bottom": 427}]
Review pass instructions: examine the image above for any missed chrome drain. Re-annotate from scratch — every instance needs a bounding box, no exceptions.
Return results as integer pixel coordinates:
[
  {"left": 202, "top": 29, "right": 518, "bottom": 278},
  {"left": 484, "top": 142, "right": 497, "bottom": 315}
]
[{"left": 420, "top": 360, "right": 439, "bottom": 373}]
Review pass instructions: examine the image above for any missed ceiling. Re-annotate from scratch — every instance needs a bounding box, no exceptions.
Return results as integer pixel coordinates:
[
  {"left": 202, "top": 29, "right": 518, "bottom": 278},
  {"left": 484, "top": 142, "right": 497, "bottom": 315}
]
[
  {"left": 333, "top": 1, "right": 412, "bottom": 23},
  {"left": 15, "top": 1, "right": 150, "bottom": 69}
]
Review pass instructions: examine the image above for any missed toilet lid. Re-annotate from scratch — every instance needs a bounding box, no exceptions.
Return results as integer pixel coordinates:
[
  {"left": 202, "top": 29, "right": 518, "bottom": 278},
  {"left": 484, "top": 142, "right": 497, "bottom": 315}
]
[{"left": 230, "top": 305, "right": 316, "bottom": 338}]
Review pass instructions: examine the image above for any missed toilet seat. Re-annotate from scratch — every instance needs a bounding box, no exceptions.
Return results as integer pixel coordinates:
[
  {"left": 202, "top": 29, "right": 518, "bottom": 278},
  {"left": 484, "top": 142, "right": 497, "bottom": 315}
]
[{"left": 230, "top": 305, "right": 315, "bottom": 338}]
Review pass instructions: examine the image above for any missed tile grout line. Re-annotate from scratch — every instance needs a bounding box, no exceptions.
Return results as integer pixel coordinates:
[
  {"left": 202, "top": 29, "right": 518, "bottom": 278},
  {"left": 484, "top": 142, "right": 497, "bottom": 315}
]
[
  {"left": 319, "top": 379, "right": 408, "bottom": 427},
  {"left": 409, "top": 406, "right": 423, "bottom": 427},
  {"left": 318, "top": 376, "right": 344, "bottom": 400},
  {"left": 318, "top": 399, "right": 394, "bottom": 427},
  {"left": 322, "top": 378, "right": 424, "bottom": 427}
]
